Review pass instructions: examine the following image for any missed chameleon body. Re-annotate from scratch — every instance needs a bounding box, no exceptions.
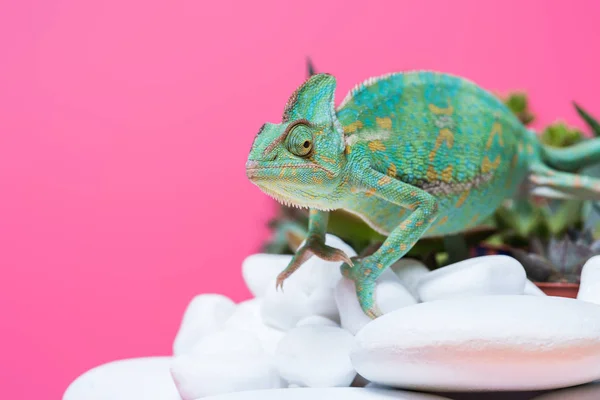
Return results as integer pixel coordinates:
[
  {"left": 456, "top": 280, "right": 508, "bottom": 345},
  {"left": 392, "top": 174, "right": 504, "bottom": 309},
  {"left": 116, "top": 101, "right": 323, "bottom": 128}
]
[{"left": 246, "top": 71, "right": 600, "bottom": 318}]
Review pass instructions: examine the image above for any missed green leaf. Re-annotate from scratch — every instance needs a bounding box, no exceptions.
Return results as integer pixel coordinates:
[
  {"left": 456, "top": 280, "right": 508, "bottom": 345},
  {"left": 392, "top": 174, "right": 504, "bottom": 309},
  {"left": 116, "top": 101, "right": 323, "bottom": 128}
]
[
  {"left": 443, "top": 233, "right": 470, "bottom": 264},
  {"left": 306, "top": 57, "right": 316, "bottom": 77},
  {"left": 542, "top": 199, "right": 582, "bottom": 236},
  {"left": 574, "top": 102, "right": 600, "bottom": 137},
  {"left": 541, "top": 121, "right": 584, "bottom": 148},
  {"left": 512, "top": 199, "right": 542, "bottom": 237}
]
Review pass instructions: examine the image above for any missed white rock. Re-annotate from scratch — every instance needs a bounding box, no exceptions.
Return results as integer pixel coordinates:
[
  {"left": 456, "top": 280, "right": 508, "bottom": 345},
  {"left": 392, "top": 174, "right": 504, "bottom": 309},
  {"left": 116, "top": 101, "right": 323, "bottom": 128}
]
[
  {"left": 172, "top": 324, "right": 284, "bottom": 398},
  {"left": 302, "top": 234, "right": 358, "bottom": 291},
  {"left": 275, "top": 325, "right": 356, "bottom": 387},
  {"left": 335, "top": 269, "right": 417, "bottom": 335},
  {"left": 261, "top": 278, "right": 312, "bottom": 330},
  {"left": 578, "top": 256, "right": 600, "bottom": 305},
  {"left": 531, "top": 381, "right": 600, "bottom": 399},
  {"left": 390, "top": 258, "right": 429, "bottom": 299},
  {"left": 224, "top": 299, "right": 285, "bottom": 355},
  {"left": 244, "top": 235, "right": 357, "bottom": 300},
  {"left": 352, "top": 295, "right": 600, "bottom": 391},
  {"left": 173, "top": 294, "right": 236, "bottom": 355},
  {"left": 306, "top": 286, "right": 340, "bottom": 323},
  {"left": 63, "top": 357, "right": 179, "bottom": 400},
  {"left": 297, "top": 315, "right": 339, "bottom": 328},
  {"left": 242, "top": 254, "right": 293, "bottom": 297},
  {"left": 201, "top": 387, "right": 450, "bottom": 399},
  {"left": 256, "top": 235, "right": 356, "bottom": 331},
  {"left": 524, "top": 279, "right": 547, "bottom": 296},
  {"left": 416, "top": 255, "right": 526, "bottom": 302},
  {"left": 170, "top": 353, "right": 283, "bottom": 399},
  {"left": 191, "top": 329, "right": 263, "bottom": 358}
]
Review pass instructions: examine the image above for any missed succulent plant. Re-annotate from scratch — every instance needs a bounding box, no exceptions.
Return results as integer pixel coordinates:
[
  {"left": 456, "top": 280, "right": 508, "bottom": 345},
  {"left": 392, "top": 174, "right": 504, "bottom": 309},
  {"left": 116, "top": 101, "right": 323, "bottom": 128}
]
[
  {"left": 510, "top": 229, "right": 600, "bottom": 283},
  {"left": 501, "top": 91, "right": 535, "bottom": 125},
  {"left": 540, "top": 121, "right": 584, "bottom": 148}
]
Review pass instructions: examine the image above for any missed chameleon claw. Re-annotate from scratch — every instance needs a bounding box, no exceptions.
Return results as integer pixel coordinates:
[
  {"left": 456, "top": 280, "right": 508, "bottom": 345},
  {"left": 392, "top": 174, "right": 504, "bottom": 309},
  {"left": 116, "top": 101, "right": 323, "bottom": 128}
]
[
  {"left": 328, "top": 248, "right": 354, "bottom": 266},
  {"left": 275, "top": 274, "right": 286, "bottom": 292}
]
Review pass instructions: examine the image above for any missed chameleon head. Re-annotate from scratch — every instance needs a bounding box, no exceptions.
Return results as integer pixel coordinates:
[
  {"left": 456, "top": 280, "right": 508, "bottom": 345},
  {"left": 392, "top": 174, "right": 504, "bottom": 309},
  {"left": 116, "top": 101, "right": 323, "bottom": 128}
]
[{"left": 246, "top": 74, "right": 346, "bottom": 209}]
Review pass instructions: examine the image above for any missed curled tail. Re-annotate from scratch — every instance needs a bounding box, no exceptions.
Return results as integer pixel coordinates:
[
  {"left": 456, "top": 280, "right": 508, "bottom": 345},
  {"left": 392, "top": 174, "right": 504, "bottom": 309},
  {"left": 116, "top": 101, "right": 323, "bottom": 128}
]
[
  {"left": 541, "top": 137, "right": 600, "bottom": 172},
  {"left": 527, "top": 130, "right": 600, "bottom": 200}
]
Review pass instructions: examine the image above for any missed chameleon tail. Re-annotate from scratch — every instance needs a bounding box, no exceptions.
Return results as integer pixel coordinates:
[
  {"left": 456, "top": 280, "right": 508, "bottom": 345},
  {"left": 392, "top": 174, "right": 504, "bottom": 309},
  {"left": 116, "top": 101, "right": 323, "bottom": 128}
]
[{"left": 541, "top": 137, "right": 600, "bottom": 172}]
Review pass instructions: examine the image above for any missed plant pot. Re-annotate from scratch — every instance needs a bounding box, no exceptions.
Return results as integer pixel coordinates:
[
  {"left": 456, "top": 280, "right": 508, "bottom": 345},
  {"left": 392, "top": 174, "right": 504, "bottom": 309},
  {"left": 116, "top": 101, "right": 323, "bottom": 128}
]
[{"left": 534, "top": 282, "right": 580, "bottom": 298}]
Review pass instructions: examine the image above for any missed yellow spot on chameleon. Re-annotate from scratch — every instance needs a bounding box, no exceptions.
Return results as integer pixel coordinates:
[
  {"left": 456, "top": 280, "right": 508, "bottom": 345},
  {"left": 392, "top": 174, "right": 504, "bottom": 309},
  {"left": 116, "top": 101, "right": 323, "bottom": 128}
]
[
  {"left": 375, "top": 117, "right": 392, "bottom": 130},
  {"left": 343, "top": 121, "right": 363, "bottom": 134},
  {"left": 279, "top": 168, "right": 287, "bottom": 178},
  {"left": 368, "top": 140, "right": 386, "bottom": 152},
  {"left": 437, "top": 216, "right": 449, "bottom": 226},
  {"left": 320, "top": 155, "right": 336, "bottom": 165},
  {"left": 387, "top": 163, "right": 397, "bottom": 177},
  {"left": 376, "top": 263, "right": 384, "bottom": 270},
  {"left": 416, "top": 220, "right": 423, "bottom": 227},
  {"left": 345, "top": 145, "right": 352, "bottom": 155},
  {"left": 485, "top": 122, "right": 504, "bottom": 150},
  {"left": 511, "top": 153, "right": 519, "bottom": 168},
  {"left": 427, "top": 165, "right": 437, "bottom": 180},
  {"left": 428, "top": 101, "right": 454, "bottom": 115},
  {"left": 438, "top": 128, "right": 454, "bottom": 148},
  {"left": 377, "top": 176, "right": 392, "bottom": 186},
  {"left": 312, "top": 176, "right": 324, "bottom": 184},
  {"left": 365, "top": 188, "right": 377, "bottom": 197},
  {"left": 350, "top": 186, "right": 360, "bottom": 194},
  {"left": 455, "top": 190, "right": 469, "bottom": 207},
  {"left": 400, "top": 244, "right": 407, "bottom": 251},
  {"left": 428, "top": 128, "right": 455, "bottom": 162},
  {"left": 364, "top": 268, "right": 372, "bottom": 277},
  {"left": 482, "top": 155, "right": 501, "bottom": 173},
  {"left": 441, "top": 165, "right": 453, "bottom": 182},
  {"left": 398, "top": 209, "right": 407, "bottom": 218},
  {"left": 467, "top": 213, "right": 480, "bottom": 227},
  {"left": 527, "top": 144, "right": 534, "bottom": 154}
]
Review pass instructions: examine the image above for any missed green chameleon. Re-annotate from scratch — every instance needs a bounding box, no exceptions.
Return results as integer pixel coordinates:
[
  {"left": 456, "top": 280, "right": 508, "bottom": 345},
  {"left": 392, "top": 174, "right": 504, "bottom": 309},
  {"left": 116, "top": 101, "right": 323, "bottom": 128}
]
[{"left": 246, "top": 71, "right": 600, "bottom": 318}]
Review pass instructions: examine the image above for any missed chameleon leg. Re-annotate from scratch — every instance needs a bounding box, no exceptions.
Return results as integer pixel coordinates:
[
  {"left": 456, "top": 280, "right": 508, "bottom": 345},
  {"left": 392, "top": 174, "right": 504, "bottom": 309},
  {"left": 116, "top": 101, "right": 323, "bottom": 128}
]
[
  {"left": 341, "top": 168, "right": 439, "bottom": 318},
  {"left": 529, "top": 163, "right": 600, "bottom": 200},
  {"left": 276, "top": 209, "right": 353, "bottom": 290}
]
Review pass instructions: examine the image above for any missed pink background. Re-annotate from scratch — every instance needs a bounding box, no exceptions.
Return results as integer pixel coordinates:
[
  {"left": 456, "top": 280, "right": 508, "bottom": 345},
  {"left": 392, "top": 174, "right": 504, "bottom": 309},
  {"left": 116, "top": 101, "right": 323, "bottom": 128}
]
[{"left": 1, "top": 0, "right": 599, "bottom": 398}]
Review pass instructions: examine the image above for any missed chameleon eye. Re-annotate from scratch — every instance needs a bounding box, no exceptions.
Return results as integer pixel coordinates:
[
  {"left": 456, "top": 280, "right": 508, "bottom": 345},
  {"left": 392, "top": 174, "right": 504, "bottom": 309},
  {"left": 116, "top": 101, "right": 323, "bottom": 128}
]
[{"left": 286, "top": 123, "right": 313, "bottom": 157}]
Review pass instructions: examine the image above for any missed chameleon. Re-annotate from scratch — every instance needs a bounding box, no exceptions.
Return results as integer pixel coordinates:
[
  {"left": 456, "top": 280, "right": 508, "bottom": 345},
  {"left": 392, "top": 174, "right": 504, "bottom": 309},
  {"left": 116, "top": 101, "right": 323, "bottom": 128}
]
[{"left": 246, "top": 71, "right": 600, "bottom": 318}]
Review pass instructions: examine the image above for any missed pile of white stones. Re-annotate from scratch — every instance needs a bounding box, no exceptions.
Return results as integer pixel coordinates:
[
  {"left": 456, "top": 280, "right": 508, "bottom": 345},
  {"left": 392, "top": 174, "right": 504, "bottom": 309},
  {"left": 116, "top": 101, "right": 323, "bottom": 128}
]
[{"left": 64, "top": 234, "right": 600, "bottom": 400}]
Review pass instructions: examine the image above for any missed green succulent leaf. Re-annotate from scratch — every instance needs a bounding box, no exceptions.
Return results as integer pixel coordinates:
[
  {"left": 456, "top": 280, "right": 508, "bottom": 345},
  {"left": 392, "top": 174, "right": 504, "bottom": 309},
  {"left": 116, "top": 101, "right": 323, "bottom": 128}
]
[
  {"left": 306, "top": 57, "right": 316, "bottom": 77},
  {"left": 502, "top": 91, "right": 535, "bottom": 125},
  {"left": 574, "top": 102, "right": 600, "bottom": 137},
  {"left": 542, "top": 199, "right": 582, "bottom": 237},
  {"left": 541, "top": 121, "right": 584, "bottom": 148}
]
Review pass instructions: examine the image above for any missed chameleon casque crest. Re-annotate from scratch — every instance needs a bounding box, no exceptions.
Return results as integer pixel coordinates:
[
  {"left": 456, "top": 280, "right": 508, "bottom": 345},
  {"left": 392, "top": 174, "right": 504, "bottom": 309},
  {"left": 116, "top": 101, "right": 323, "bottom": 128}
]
[{"left": 246, "top": 71, "right": 600, "bottom": 318}]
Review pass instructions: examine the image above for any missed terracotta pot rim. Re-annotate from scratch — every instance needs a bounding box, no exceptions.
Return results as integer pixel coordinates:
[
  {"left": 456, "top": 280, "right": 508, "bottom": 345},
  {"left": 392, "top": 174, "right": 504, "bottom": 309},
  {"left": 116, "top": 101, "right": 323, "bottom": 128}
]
[{"left": 534, "top": 282, "right": 580, "bottom": 288}]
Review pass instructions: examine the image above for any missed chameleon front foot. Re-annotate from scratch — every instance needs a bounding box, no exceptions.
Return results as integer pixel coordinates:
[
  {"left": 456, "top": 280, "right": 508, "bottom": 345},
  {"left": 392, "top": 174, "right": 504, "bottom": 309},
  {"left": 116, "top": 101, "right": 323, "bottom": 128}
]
[
  {"left": 341, "top": 258, "right": 383, "bottom": 319},
  {"left": 276, "top": 238, "right": 353, "bottom": 291}
]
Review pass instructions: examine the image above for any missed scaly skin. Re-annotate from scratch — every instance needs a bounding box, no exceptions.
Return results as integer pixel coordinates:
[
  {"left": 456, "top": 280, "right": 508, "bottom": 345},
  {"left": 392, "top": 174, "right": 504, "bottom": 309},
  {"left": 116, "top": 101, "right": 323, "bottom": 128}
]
[{"left": 246, "top": 71, "right": 600, "bottom": 318}]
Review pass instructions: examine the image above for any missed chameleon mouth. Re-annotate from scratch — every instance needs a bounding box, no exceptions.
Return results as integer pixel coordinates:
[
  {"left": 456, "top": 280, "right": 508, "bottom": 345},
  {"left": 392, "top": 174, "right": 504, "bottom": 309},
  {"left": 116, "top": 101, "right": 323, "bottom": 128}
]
[{"left": 245, "top": 161, "right": 333, "bottom": 180}]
